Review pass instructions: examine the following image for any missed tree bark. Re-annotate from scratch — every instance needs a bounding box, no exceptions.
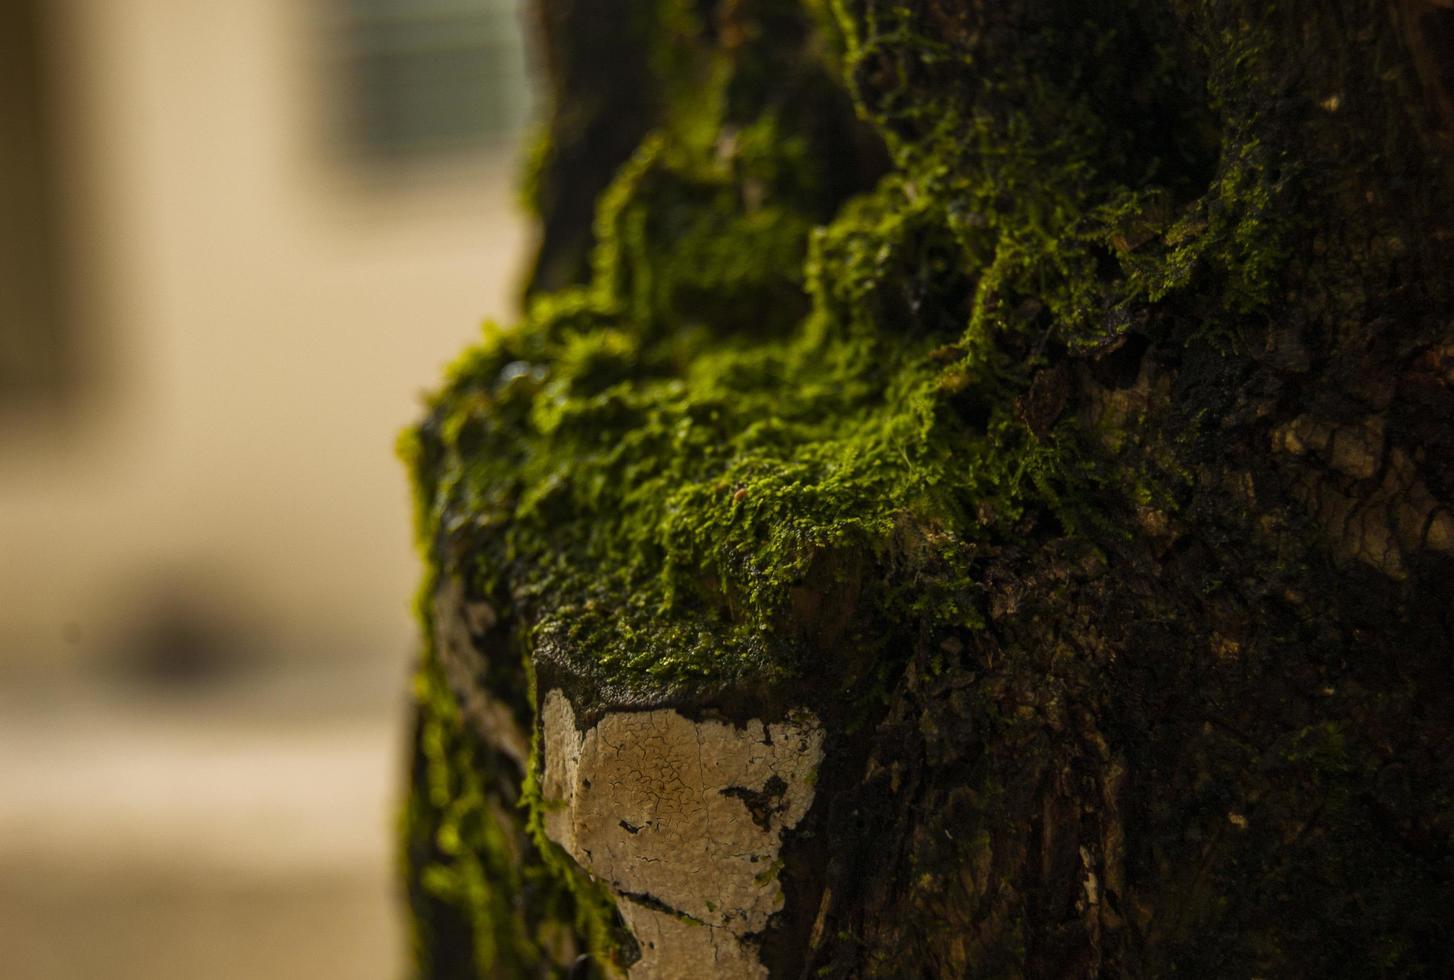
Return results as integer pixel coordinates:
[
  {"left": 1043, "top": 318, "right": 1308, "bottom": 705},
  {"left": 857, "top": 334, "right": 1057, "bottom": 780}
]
[{"left": 402, "top": 1, "right": 1454, "bottom": 977}]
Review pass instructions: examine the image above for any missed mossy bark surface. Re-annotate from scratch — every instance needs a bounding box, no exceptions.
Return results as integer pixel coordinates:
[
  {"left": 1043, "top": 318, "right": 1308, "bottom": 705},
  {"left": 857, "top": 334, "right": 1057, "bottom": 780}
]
[{"left": 402, "top": 1, "right": 1454, "bottom": 976}]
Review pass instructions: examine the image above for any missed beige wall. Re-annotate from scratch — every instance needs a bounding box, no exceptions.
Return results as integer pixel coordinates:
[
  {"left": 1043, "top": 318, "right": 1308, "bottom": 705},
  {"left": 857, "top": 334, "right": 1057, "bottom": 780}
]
[{"left": 0, "top": 0, "right": 530, "bottom": 669}]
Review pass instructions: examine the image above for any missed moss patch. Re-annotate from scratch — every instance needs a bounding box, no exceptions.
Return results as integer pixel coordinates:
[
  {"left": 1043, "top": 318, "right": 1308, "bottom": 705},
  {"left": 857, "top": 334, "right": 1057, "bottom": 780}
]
[{"left": 408, "top": 0, "right": 1297, "bottom": 699}]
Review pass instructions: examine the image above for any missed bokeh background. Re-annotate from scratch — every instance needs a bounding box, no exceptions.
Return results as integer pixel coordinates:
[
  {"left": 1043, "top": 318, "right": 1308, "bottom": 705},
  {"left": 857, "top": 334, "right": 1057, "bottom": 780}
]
[{"left": 1, "top": 1, "right": 535, "bottom": 976}]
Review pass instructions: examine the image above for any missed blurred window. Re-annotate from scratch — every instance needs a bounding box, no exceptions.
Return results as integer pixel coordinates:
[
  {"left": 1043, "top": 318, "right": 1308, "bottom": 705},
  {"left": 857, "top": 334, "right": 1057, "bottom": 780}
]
[
  {"left": 334, "top": 0, "right": 530, "bottom": 163},
  {"left": 0, "top": 0, "right": 69, "bottom": 411}
]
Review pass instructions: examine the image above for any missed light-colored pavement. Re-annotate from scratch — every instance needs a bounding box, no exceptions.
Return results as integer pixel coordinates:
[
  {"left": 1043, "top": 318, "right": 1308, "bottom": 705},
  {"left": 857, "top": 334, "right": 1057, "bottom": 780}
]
[{"left": 0, "top": 664, "right": 408, "bottom": 980}]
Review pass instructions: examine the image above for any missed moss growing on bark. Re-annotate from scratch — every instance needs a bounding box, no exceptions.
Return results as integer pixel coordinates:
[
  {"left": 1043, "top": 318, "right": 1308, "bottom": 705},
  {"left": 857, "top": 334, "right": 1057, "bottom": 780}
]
[
  {"left": 410, "top": 0, "right": 1317, "bottom": 709},
  {"left": 416, "top": 0, "right": 1214, "bottom": 695},
  {"left": 405, "top": 0, "right": 1454, "bottom": 975}
]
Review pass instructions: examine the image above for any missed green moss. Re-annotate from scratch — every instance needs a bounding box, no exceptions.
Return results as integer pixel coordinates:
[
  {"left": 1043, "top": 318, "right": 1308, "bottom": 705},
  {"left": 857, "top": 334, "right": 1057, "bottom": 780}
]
[
  {"left": 411, "top": 0, "right": 1296, "bottom": 698},
  {"left": 400, "top": 0, "right": 1388, "bottom": 972}
]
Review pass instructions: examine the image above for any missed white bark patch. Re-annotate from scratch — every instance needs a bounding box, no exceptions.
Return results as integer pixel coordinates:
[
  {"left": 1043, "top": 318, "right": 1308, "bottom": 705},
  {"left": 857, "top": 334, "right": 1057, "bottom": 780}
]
[{"left": 541, "top": 689, "right": 823, "bottom": 979}]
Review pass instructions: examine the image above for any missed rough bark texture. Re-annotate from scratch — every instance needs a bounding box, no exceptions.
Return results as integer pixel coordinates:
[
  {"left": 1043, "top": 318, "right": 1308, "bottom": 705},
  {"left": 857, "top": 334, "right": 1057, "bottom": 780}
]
[{"left": 402, "top": 2, "right": 1454, "bottom": 977}]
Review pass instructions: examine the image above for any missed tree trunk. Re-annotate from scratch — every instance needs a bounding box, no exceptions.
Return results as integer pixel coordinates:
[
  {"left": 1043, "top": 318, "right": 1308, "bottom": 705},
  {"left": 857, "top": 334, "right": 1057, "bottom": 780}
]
[{"left": 401, "top": 1, "right": 1454, "bottom": 977}]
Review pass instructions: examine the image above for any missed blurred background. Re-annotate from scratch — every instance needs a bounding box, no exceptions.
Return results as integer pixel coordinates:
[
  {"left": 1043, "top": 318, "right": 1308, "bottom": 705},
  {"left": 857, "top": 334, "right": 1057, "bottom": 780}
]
[{"left": 1, "top": 1, "right": 535, "bottom": 976}]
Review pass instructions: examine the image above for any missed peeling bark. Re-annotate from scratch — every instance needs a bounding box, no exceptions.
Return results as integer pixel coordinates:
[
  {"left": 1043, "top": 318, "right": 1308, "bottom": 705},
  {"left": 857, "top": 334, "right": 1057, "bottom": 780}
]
[{"left": 541, "top": 690, "right": 822, "bottom": 977}]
